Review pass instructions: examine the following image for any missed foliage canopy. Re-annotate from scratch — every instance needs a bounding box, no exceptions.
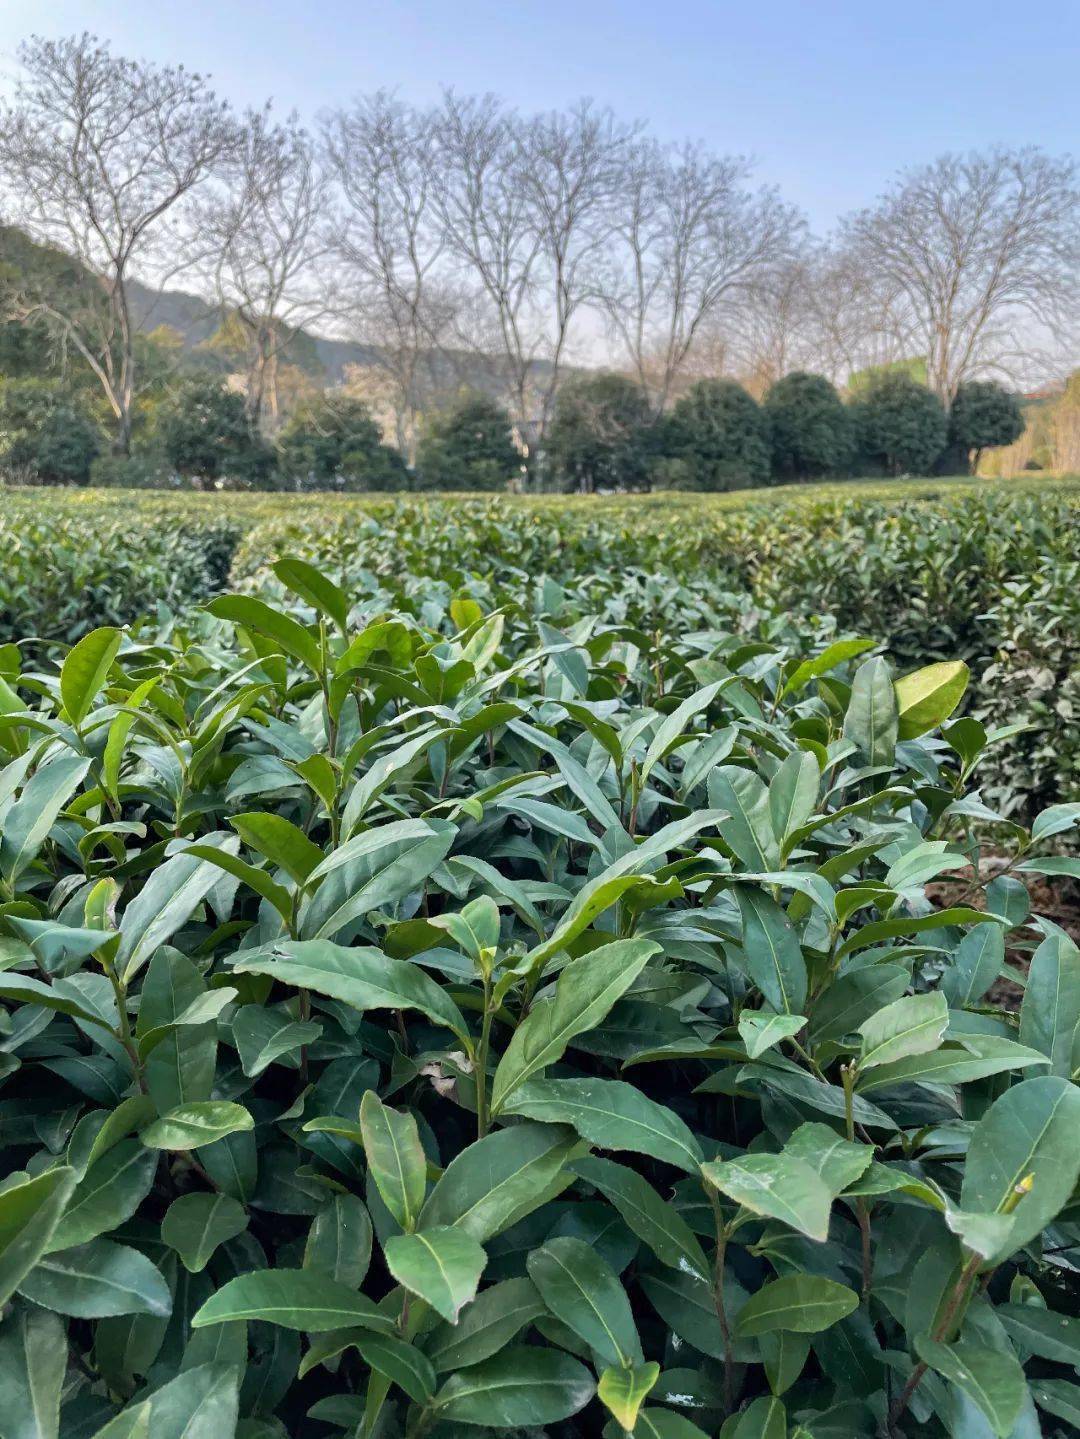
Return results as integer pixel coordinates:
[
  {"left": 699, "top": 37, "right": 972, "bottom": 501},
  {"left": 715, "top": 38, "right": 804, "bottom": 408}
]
[
  {"left": 949, "top": 381, "right": 1026, "bottom": 465},
  {"left": 850, "top": 371, "right": 948, "bottom": 475},
  {"left": 277, "top": 395, "right": 410, "bottom": 492},
  {"left": 547, "top": 373, "right": 657, "bottom": 492},
  {"left": 159, "top": 376, "right": 275, "bottom": 487},
  {"left": 0, "top": 377, "right": 101, "bottom": 484},
  {"left": 665, "top": 379, "right": 772, "bottom": 491},
  {"left": 0, "top": 514, "right": 1076, "bottom": 1436},
  {"left": 415, "top": 394, "right": 521, "bottom": 493},
  {"left": 764, "top": 372, "right": 854, "bottom": 481}
]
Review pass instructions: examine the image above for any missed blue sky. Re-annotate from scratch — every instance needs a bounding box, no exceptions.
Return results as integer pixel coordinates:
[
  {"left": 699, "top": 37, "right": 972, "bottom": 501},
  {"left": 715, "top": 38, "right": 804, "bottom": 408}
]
[{"left": 2, "top": 1, "right": 1078, "bottom": 229}]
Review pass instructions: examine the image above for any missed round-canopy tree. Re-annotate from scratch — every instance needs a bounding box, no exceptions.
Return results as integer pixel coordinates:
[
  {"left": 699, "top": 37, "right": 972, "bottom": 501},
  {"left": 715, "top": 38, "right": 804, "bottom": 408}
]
[
  {"left": 277, "top": 395, "right": 408, "bottom": 491},
  {"left": 665, "top": 379, "right": 771, "bottom": 490},
  {"left": 948, "top": 381, "right": 1025, "bottom": 471},
  {"left": 546, "top": 373, "right": 656, "bottom": 493},
  {"left": 159, "top": 375, "right": 275, "bottom": 488},
  {"left": 764, "top": 371, "right": 853, "bottom": 480},
  {"left": 850, "top": 371, "right": 947, "bottom": 476},
  {"left": 415, "top": 394, "right": 521, "bottom": 492}
]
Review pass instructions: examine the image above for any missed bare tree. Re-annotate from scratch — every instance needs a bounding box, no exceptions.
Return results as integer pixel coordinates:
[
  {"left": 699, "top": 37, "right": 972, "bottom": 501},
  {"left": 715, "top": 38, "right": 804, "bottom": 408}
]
[
  {"left": 432, "top": 94, "right": 628, "bottom": 475},
  {"left": 602, "top": 140, "right": 801, "bottom": 411},
  {"left": 429, "top": 94, "right": 540, "bottom": 464},
  {"left": 322, "top": 93, "right": 462, "bottom": 462},
  {"left": 844, "top": 148, "right": 1080, "bottom": 405},
  {"left": 202, "top": 109, "right": 326, "bottom": 431},
  {"left": 718, "top": 255, "right": 820, "bottom": 397},
  {"left": 513, "top": 101, "right": 631, "bottom": 448},
  {"left": 0, "top": 34, "right": 236, "bottom": 452},
  {"left": 799, "top": 244, "right": 914, "bottom": 385}
]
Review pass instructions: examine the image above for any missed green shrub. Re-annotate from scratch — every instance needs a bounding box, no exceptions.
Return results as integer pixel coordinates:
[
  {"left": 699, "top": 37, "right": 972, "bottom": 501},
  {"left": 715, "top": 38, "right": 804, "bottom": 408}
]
[
  {"left": 850, "top": 371, "right": 947, "bottom": 475},
  {"left": 546, "top": 372, "right": 657, "bottom": 492},
  {"left": 0, "top": 577, "right": 1078, "bottom": 1438},
  {"left": 415, "top": 393, "right": 521, "bottom": 492},
  {"left": 88, "top": 450, "right": 175, "bottom": 489},
  {"left": 159, "top": 376, "right": 276, "bottom": 488},
  {"left": 976, "top": 557, "right": 1080, "bottom": 815},
  {"left": 764, "top": 371, "right": 854, "bottom": 480},
  {"left": 0, "top": 377, "right": 102, "bottom": 484},
  {"left": 277, "top": 395, "right": 409, "bottom": 491},
  {"left": 665, "top": 378, "right": 772, "bottom": 490},
  {"left": 0, "top": 499, "right": 244, "bottom": 644},
  {"left": 0, "top": 479, "right": 1079, "bottom": 820}
]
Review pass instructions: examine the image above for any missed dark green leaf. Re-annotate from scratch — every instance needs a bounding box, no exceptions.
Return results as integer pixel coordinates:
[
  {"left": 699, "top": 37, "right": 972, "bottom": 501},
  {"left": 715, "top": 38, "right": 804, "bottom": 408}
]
[
  {"left": 914, "top": 1336, "right": 1025, "bottom": 1438},
  {"left": 734, "top": 1275, "right": 858, "bottom": 1335},
  {"left": 18, "top": 1239, "right": 171, "bottom": 1318},
  {"left": 527, "top": 1236, "right": 642, "bottom": 1367},
  {"left": 0, "top": 1167, "right": 78, "bottom": 1305},
  {"left": 192, "top": 1269, "right": 397, "bottom": 1333},
  {"left": 161, "top": 1193, "right": 248, "bottom": 1272},
  {"left": 384, "top": 1226, "right": 486, "bottom": 1323},
  {"left": 502, "top": 1077, "right": 703, "bottom": 1173},
  {"left": 431, "top": 1346, "right": 595, "bottom": 1427},
  {"left": 490, "top": 938, "right": 659, "bottom": 1113},
  {"left": 359, "top": 1091, "right": 427, "bottom": 1233},
  {"left": 420, "top": 1123, "right": 579, "bottom": 1242},
  {"left": 232, "top": 940, "right": 470, "bottom": 1045}
]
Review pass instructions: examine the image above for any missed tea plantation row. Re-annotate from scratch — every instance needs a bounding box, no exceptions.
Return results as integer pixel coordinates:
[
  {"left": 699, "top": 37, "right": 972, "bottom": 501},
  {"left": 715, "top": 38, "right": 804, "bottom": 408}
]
[
  {"left": 3, "top": 478, "right": 1077, "bottom": 819},
  {"left": 0, "top": 518, "right": 1079, "bottom": 1437}
]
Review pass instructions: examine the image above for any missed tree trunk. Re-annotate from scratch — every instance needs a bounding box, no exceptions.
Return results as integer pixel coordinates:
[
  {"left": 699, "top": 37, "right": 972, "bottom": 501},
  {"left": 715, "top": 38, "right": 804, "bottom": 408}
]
[{"left": 113, "top": 403, "right": 133, "bottom": 458}]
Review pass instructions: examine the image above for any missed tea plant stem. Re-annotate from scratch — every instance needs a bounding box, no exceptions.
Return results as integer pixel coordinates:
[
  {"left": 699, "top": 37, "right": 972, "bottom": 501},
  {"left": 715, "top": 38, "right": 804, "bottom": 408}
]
[
  {"left": 708, "top": 1189, "right": 735, "bottom": 1415},
  {"left": 405, "top": 1407, "right": 432, "bottom": 1439},
  {"left": 841, "top": 1062, "right": 874, "bottom": 1297},
  {"left": 787, "top": 1035, "right": 827, "bottom": 1083},
  {"left": 841, "top": 1062, "right": 856, "bottom": 1140},
  {"left": 887, "top": 1249, "right": 981, "bottom": 1435},
  {"left": 318, "top": 618, "right": 339, "bottom": 760},
  {"left": 626, "top": 758, "right": 640, "bottom": 834},
  {"left": 888, "top": 1174, "right": 1033, "bottom": 1433},
  {"left": 185, "top": 1152, "right": 217, "bottom": 1191},
  {"left": 857, "top": 1202, "right": 873, "bottom": 1298},
  {"left": 475, "top": 977, "right": 494, "bottom": 1138},
  {"left": 943, "top": 842, "right": 1028, "bottom": 908},
  {"left": 298, "top": 987, "right": 311, "bottom": 1082},
  {"left": 105, "top": 966, "right": 146, "bottom": 1093}
]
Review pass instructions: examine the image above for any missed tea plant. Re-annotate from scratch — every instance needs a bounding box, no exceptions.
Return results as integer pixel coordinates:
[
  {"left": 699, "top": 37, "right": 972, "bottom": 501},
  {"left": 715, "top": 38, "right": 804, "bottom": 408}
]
[
  {"left": 0, "top": 562, "right": 1077, "bottom": 1437},
  {"left": 0, "top": 506, "right": 242, "bottom": 647}
]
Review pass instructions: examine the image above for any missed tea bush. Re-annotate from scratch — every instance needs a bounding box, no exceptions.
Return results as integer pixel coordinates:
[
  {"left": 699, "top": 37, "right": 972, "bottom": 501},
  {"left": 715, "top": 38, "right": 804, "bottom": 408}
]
[
  {"left": 975, "top": 558, "right": 1080, "bottom": 817},
  {"left": 2, "top": 477, "right": 1080, "bottom": 816},
  {"left": 231, "top": 487, "right": 1080, "bottom": 817},
  {"left": 0, "top": 506, "right": 243, "bottom": 647},
  {"left": 0, "top": 565, "right": 1079, "bottom": 1437}
]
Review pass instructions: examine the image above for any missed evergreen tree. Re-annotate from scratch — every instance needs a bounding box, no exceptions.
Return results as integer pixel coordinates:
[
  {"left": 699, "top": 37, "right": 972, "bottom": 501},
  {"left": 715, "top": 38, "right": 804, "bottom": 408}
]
[{"left": 665, "top": 379, "right": 771, "bottom": 490}]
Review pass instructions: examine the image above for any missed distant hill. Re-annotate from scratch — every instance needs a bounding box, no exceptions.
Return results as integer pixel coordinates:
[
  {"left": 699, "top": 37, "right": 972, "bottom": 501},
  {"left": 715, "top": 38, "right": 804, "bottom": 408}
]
[
  {"left": 0, "top": 226, "right": 540, "bottom": 400},
  {"left": 124, "top": 276, "right": 532, "bottom": 396},
  {"left": 123, "top": 276, "right": 385, "bottom": 381}
]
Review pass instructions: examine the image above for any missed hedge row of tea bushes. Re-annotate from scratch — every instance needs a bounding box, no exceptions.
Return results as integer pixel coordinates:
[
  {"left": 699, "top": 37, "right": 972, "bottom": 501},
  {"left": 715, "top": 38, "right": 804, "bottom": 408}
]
[
  {"left": 1, "top": 479, "right": 1078, "bottom": 817},
  {"left": 0, "top": 505, "right": 243, "bottom": 646},
  {"left": 1, "top": 561, "right": 1080, "bottom": 1438},
  {"left": 231, "top": 486, "right": 1080, "bottom": 819}
]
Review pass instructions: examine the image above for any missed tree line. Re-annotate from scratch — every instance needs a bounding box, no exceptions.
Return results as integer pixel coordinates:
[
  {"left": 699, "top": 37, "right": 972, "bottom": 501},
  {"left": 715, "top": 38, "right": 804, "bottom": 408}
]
[
  {"left": 0, "top": 33, "right": 1073, "bottom": 488},
  {"left": 0, "top": 360, "right": 1024, "bottom": 492}
]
